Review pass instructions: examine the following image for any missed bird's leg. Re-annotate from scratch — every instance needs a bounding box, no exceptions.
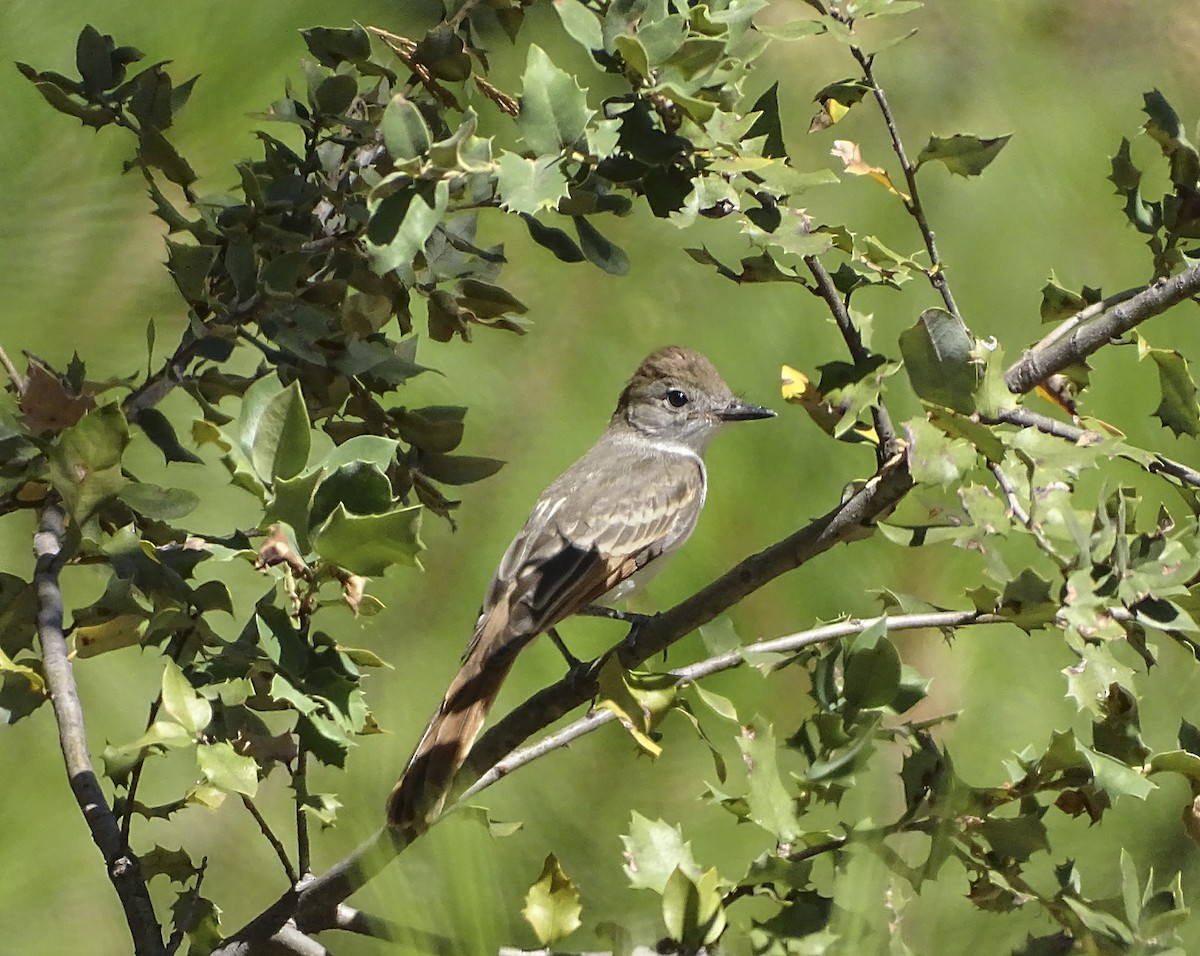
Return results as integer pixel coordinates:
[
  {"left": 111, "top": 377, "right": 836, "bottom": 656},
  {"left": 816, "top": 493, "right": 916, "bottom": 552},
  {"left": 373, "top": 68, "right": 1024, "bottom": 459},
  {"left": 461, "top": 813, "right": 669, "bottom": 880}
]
[
  {"left": 546, "top": 627, "right": 583, "bottom": 670},
  {"left": 579, "top": 604, "right": 652, "bottom": 626}
]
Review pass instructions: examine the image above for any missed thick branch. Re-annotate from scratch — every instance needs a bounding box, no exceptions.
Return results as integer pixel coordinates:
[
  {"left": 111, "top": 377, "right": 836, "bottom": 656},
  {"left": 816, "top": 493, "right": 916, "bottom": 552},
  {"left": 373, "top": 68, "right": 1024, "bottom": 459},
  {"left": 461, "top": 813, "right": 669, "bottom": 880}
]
[
  {"left": 1031, "top": 285, "right": 1143, "bottom": 354},
  {"left": 462, "top": 454, "right": 913, "bottom": 783},
  {"left": 1005, "top": 264, "right": 1200, "bottom": 394},
  {"left": 36, "top": 499, "right": 165, "bottom": 956}
]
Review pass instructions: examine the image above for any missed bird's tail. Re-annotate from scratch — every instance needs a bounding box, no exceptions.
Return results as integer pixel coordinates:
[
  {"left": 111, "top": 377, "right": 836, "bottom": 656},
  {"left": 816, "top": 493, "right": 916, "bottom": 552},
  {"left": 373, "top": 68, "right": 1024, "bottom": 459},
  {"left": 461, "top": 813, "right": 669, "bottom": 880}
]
[{"left": 386, "top": 604, "right": 530, "bottom": 835}]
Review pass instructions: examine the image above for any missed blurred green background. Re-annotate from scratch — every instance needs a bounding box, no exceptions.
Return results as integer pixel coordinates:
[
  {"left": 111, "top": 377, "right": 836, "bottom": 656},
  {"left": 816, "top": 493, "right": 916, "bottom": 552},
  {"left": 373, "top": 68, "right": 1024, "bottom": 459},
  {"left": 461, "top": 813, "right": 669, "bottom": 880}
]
[{"left": 3, "top": 2, "right": 1200, "bottom": 953}]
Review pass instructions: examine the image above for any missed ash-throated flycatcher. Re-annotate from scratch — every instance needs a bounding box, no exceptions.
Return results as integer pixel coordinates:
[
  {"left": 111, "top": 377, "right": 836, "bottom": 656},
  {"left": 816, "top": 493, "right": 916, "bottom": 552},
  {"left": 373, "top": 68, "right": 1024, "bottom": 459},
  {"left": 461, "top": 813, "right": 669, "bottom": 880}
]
[{"left": 387, "top": 346, "right": 774, "bottom": 833}]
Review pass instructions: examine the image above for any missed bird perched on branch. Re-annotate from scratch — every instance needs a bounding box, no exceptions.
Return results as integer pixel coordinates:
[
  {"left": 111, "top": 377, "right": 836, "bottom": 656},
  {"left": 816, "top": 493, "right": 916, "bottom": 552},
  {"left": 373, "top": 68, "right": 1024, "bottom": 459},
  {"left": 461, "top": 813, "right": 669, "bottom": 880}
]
[{"left": 387, "top": 345, "right": 775, "bottom": 834}]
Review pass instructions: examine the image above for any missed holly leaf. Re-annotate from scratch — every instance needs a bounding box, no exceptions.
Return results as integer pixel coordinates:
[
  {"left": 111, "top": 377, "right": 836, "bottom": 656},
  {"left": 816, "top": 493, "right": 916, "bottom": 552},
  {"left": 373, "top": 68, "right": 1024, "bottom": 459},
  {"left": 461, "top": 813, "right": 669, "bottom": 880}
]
[
  {"left": 522, "top": 854, "right": 583, "bottom": 946},
  {"left": 518, "top": 45, "right": 593, "bottom": 156},
  {"left": 917, "top": 133, "right": 1011, "bottom": 177}
]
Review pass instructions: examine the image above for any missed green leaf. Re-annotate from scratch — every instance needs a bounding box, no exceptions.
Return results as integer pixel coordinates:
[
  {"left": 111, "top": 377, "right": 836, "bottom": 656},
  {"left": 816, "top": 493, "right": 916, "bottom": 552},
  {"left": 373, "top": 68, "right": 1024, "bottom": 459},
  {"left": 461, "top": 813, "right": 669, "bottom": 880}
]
[
  {"left": 461, "top": 804, "right": 524, "bottom": 838},
  {"left": 1140, "top": 339, "right": 1200, "bottom": 438},
  {"left": 898, "top": 308, "right": 980, "bottom": 413},
  {"left": 49, "top": 403, "right": 130, "bottom": 524},
  {"left": 140, "top": 845, "right": 198, "bottom": 884},
  {"left": 1143, "top": 89, "right": 1200, "bottom": 190},
  {"left": 746, "top": 83, "right": 786, "bottom": 158},
  {"left": 311, "top": 462, "right": 393, "bottom": 526},
  {"left": 0, "top": 646, "right": 45, "bottom": 723},
  {"left": 917, "top": 133, "right": 1011, "bottom": 177},
  {"left": 842, "top": 619, "right": 901, "bottom": 709},
  {"left": 662, "top": 866, "right": 726, "bottom": 949},
  {"left": 196, "top": 741, "right": 258, "bottom": 796},
  {"left": 927, "top": 407, "right": 1004, "bottom": 463},
  {"left": 596, "top": 657, "right": 672, "bottom": 757},
  {"left": 810, "top": 79, "right": 871, "bottom": 132},
  {"left": 17, "top": 62, "right": 113, "bottom": 127},
  {"left": 573, "top": 216, "right": 629, "bottom": 275},
  {"left": 237, "top": 376, "right": 311, "bottom": 483},
  {"left": 1039, "top": 272, "right": 1100, "bottom": 323},
  {"left": 367, "top": 179, "right": 449, "bottom": 276},
  {"left": 414, "top": 23, "right": 471, "bottom": 82},
  {"left": 313, "top": 73, "right": 356, "bottom": 116},
  {"left": 517, "top": 45, "right": 593, "bottom": 156},
  {"left": 522, "top": 854, "right": 583, "bottom": 946},
  {"left": 161, "top": 661, "right": 212, "bottom": 736},
  {"left": 382, "top": 95, "right": 430, "bottom": 162},
  {"left": 136, "top": 129, "right": 198, "bottom": 188},
  {"left": 497, "top": 152, "right": 569, "bottom": 216},
  {"left": 419, "top": 453, "right": 505, "bottom": 486},
  {"left": 102, "top": 721, "right": 192, "bottom": 785},
  {"left": 1147, "top": 750, "right": 1200, "bottom": 794},
  {"left": 521, "top": 212, "right": 585, "bottom": 262},
  {"left": 264, "top": 468, "right": 324, "bottom": 553},
  {"left": 553, "top": 0, "right": 604, "bottom": 53},
  {"left": 621, "top": 812, "right": 700, "bottom": 892},
  {"left": 117, "top": 482, "right": 200, "bottom": 521},
  {"left": 76, "top": 25, "right": 115, "bottom": 95},
  {"left": 737, "top": 718, "right": 802, "bottom": 841},
  {"left": 136, "top": 407, "right": 202, "bottom": 464},
  {"left": 301, "top": 25, "right": 371, "bottom": 67},
  {"left": 165, "top": 241, "right": 219, "bottom": 303},
  {"left": 313, "top": 504, "right": 424, "bottom": 575}
]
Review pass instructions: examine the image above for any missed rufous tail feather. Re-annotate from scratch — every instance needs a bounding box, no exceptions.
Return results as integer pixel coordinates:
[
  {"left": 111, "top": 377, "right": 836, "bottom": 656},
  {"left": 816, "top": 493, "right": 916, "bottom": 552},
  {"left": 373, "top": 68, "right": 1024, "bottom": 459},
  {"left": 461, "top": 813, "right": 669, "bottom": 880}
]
[{"left": 386, "top": 606, "right": 529, "bottom": 835}]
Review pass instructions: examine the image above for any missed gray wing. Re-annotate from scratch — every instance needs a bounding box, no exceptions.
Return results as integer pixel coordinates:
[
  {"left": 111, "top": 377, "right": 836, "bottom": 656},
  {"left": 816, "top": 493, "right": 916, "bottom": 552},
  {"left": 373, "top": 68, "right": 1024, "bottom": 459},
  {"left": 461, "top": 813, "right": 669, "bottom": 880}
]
[{"left": 479, "top": 444, "right": 706, "bottom": 640}]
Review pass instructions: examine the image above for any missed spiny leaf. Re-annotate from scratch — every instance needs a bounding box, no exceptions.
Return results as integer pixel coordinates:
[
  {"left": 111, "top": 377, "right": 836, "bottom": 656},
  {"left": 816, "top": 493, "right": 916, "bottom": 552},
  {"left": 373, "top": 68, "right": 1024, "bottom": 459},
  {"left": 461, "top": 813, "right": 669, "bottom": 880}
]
[
  {"left": 522, "top": 854, "right": 583, "bottom": 946},
  {"left": 917, "top": 133, "right": 1011, "bottom": 177},
  {"left": 517, "top": 45, "right": 593, "bottom": 156}
]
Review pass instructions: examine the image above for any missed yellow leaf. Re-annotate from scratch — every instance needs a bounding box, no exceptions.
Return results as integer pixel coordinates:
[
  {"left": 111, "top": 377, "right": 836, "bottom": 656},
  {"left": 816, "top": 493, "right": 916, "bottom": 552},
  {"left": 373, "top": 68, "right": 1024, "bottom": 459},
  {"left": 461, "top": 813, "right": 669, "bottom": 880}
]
[{"left": 830, "top": 140, "right": 910, "bottom": 200}]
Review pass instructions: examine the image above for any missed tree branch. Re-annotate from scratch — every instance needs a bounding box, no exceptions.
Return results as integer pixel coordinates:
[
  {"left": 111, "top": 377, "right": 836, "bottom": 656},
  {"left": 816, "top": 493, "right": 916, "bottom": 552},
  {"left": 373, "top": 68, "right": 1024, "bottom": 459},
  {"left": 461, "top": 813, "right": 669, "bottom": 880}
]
[
  {"left": 1031, "top": 284, "right": 1143, "bottom": 354},
  {"left": 36, "top": 498, "right": 165, "bottom": 956},
  {"left": 803, "top": 254, "right": 899, "bottom": 460},
  {"left": 1005, "top": 263, "right": 1200, "bottom": 394},
  {"left": 850, "top": 48, "right": 962, "bottom": 324},
  {"left": 0, "top": 343, "right": 25, "bottom": 391},
  {"left": 461, "top": 608, "right": 1010, "bottom": 801},
  {"left": 462, "top": 452, "right": 914, "bottom": 784},
  {"left": 982, "top": 406, "right": 1200, "bottom": 489},
  {"left": 241, "top": 794, "right": 299, "bottom": 886}
]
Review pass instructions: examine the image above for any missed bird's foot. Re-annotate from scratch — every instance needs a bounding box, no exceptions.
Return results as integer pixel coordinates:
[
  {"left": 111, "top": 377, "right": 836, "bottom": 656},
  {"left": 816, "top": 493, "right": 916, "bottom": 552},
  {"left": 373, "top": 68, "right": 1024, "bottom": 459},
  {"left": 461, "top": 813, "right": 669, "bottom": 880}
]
[
  {"left": 546, "top": 627, "right": 583, "bottom": 670},
  {"left": 579, "top": 604, "right": 652, "bottom": 626}
]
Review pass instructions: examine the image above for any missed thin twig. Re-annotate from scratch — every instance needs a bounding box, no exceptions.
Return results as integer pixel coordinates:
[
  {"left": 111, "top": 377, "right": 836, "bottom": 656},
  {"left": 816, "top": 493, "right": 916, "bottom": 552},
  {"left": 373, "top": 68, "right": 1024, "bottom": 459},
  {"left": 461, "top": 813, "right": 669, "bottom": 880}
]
[
  {"left": 0, "top": 343, "right": 24, "bottom": 391},
  {"left": 987, "top": 461, "right": 1031, "bottom": 527},
  {"left": 987, "top": 460, "right": 1062, "bottom": 561},
  {"left": 1031, "top": 285, "right": 1143, "bottom": 354},
  {"left": 461, "top": 608, "right": 1005, "bottom": 802},
  {"left": 1005, "top": 263, "right": 1200, "bottom": 394},
  {"left": 295, "top": 748, "right": 311, "bottom": 877},
  {"left": 723, "top": 837, "right": 849, "bottom": 906},
  {"left": 804, "top": 254, "right": 899, "bottom": 459},
  {"left": 982, "top": 406, "right": 1200, "bottom": 489},
  {"left": 242, "top": 795, "right": 299, "bottom": 885},
  {"left": 36, "top": 497, "right": 165, "bottom": 956},
  {"left": 165, "top": 858, "right": 209, "bottom": 956},
  {"left": 851, "top": 48, "right": 962, "bottom": 324}
]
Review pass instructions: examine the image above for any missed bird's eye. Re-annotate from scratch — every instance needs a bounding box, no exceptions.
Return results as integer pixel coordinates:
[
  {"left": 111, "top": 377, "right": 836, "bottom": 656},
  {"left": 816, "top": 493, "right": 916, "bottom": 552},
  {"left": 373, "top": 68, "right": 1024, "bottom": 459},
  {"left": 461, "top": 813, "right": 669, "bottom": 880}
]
[{"left": 666, "top": 388, "right": 689, "bottom": 408}]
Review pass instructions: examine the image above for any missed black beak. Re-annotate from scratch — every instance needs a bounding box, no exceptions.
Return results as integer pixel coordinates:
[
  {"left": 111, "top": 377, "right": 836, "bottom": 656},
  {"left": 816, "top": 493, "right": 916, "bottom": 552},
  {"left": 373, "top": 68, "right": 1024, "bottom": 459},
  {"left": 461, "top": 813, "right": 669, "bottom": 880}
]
[{"left": 719, "top": 398, "right": 776, "bottom": 422}]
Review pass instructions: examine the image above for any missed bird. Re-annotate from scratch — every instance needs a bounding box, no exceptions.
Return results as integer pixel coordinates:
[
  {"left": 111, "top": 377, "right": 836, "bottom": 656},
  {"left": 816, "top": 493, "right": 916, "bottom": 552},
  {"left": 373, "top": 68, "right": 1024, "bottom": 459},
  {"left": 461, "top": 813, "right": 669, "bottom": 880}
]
[{"left": 386, "top": 345, "right": 775, "bottom": 834}]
